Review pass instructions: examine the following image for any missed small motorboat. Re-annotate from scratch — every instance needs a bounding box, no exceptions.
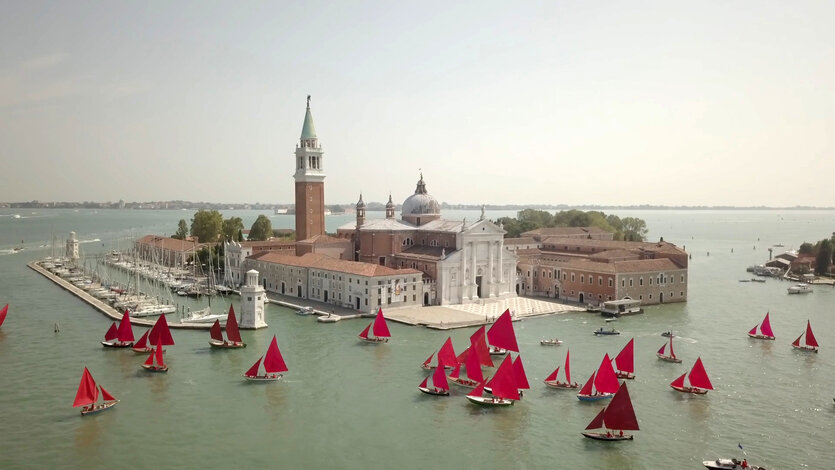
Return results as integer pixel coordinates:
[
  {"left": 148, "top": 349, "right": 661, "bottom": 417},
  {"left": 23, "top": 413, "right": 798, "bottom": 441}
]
[
  {"left": 540, "top": 338, "right": 563, "bottom": 346},
  {"left": 750, "top": 278, "right": 765, "bottom": 283},
  {"left": 295, "top": 306, "right": 315, "bottom": 316},
  {"left": 488, "top": 345, "right": 507, "bottom": 356},
  {"left": 661, "top": 331, "right": 674, "bottom": 338},
  {"left": 703, "top": 458, "right": 765, "bottom": 469},
  {"left": 594, "top": 328, "right": 620, "bottom": 336},
  {"left": 787, "top": 283, "right": 813, "bottom": 294}
]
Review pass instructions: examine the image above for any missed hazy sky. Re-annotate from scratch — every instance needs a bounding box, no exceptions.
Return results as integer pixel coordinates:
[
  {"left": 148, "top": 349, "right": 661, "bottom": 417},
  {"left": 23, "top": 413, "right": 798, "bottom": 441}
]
[{"left": 2, "top": 1, "right": 833, "bottom": 207}]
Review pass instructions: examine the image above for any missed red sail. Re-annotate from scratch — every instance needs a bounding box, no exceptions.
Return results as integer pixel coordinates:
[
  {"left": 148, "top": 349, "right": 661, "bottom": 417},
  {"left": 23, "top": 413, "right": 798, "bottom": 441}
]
[
  {"left": 419, "top": 377, "right": 428, "bottom": 388},
  {"left": 116, "top": 310, "right": 135, "bottom": 342},
  {"left": 670, "top": 373, "right": 686, "bottom": 388},
  {"left": 668, "top": 336, "right": 676, "bottom": 358},
  {"left": 594, "top": 353, "right": 620, "bottom": 394},
  {"left": 358, "top": 323, "right": 371, "bottom": 339},
  {"left": 226, "top": 305, "right": 242, "bottom": 343},
  {"left": 465, "top": 345, "right": 484, "bottom": 383},
  {"left": 805, "top": 320, "right": 818, "bottom": 347},
  {"left": 512, "top": 356, "right": 530, "bottom": 390},
  {"left": 545, "top": 367, "right": 560, "bottom": 382},
  {"left": 468, "top": 382, "right": 486, "bottom": 398},
  {"left": 760, "top": 313, "right": 774, "bottom": 338},
  {"left": 565, "top": 350, "right": 573, "bottom": 383},
  {"left": 748, "top": 326, "right": 758, "bottom": 336},
  {"left": 372, "top": 309, "right": 391, "bottom": 338},
  {"left": 422, "top": 352, "right": 434, "bottom": 368},
  {"left": 154, "top": 343, "right": 166, "bottom": 367},
  {"left": 490, "top": 355, "right": 520, "bottom": 400},
  {"left": 578, "top": 371, "right": 596, "bottom": 396},
  {"left": 657, "top": 343, "right": 666, "bottom": 355},
  {"left": 99, "top": 385, "right": 116, "bottom": 402},
  {"left": 144, "top": 349, "right": 155, "bottom": 366},
  {"left": 245, "top": 356, "right": 263, "bottom": 377},
  {"left": 263, "top": 336, "right": 288, "bottom": 373},
  {"left": 469, "top": 327, "right": 494, "bottom": 367},
  {"left": 134, "top": 330, "right": 149, "bottom": 349},
  {"left": 437, "top": 337, "right": 457, "bottom": 367},
  {"left": 104, "top": 323, "right": 118, "bottom": 341},
  {"left": 791, "top": 334, "right": 802, "bottom": 347},
  {"left": 614, "top": 339, "right": 634, "bottom": 374},
  {"left": 0, "top": 303, "right": 9, "bottom": 327},
  {"left": 603, "top": 383, "right": 639, "bottom": 431},
  {"left": 456, "top": 347, "right": 470, "bottom": 365},
  {"left": 449, "top": 363, "right": 461, "bottom": 380},
  {"left": 585, "top": 408, "right": 606, "bottom": 430},
  {"left": 432, "top": 361, "right": 450, "bottom": 390},
  {"left": 73, "top": 367, "right": 98, "bottom": 407},
  {"left": 688, "top": 357, "right": 713, "bottom": 390},
  {"left": 149, "top": 315, "right": 175, "bottom": 346},
  {"left": 209, "top": 320, "right": 224, "bottom": 342},
  {"left": 486, "top": 309, "right": 520, "bottom": 352}
]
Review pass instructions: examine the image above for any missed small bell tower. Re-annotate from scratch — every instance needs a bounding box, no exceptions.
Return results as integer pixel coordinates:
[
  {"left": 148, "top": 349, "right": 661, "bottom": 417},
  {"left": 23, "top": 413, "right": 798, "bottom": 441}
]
[
  {"left": 239, "top": 270, "right": 267, "bottom": 329},
  {"left": 356, "top": 193, "right": 366, "bottom": 227},
  {"left": 385, "top": 194, "right": 395, "bottom": 219}
]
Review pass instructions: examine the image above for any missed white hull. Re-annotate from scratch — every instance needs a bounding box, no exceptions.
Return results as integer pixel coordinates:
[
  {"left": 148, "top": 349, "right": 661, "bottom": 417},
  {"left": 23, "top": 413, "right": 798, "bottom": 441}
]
[
  {"left": 244, "top": 374, "right": 283, "bottom": 382},
  {"left": 80, "top": 400, "right": 118, "bottom": 415},
  {"left": 703, "top": 458, "right": 765, "bottom": 470},
  {"left": 540, "top": 339, "right": 563, "bottom": 346},
  {"left": 465, "top": 395, "right": 514, "bottom": 407}
]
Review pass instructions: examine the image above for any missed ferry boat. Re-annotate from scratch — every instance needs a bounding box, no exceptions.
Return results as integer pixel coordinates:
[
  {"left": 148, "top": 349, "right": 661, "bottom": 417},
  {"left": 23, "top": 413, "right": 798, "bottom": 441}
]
[
  {"left": 787, "top": 283, "right": 813, "bottom": 294},
  {"left": 600, "top": 298, "right": 642, "bottom": 317}
]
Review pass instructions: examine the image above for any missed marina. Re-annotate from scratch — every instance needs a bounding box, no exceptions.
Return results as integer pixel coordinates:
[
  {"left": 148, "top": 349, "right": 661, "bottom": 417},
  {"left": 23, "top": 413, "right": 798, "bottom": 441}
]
[{"left": 0, "top": 208, "right": 834, "bottom": 469}]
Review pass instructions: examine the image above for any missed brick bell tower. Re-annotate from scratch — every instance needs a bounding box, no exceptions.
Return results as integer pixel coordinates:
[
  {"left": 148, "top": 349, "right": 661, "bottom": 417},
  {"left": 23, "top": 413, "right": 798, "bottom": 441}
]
[{"left": 294, "top": 95, "right": 325, "bottom": 242}]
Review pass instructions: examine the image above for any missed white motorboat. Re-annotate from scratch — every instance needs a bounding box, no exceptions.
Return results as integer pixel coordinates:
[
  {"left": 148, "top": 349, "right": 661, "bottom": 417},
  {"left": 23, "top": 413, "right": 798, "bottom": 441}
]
[
  {"left": 182, "top": 307, "right": 226, "bottom": 324},
  {"left": 703, "top": 458, "right": 765, "bottom": 469},
  {"left": 787, "top": 283, "right": 813, "bottom": 294},
  {"left": 131, "top": 304, "right": 177, "bottom": 317},
  {"left": 295, "top": 306, "right": 315, "bottom": 315},
  {"left": 540, "top": 338, "right": 563, "bottom": 346}
]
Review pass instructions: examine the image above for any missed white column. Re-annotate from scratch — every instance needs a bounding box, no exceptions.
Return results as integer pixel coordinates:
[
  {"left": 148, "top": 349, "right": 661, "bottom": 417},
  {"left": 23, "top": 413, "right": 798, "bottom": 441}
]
[{"left": 487, "top": 241, "right": 494, "bottom": 298}]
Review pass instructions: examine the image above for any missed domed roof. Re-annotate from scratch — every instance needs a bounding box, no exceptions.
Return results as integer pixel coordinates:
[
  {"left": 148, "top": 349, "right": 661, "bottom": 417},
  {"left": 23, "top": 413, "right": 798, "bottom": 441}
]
[{"left": 402, "top": 174, "right": 440, "bottom": 217}]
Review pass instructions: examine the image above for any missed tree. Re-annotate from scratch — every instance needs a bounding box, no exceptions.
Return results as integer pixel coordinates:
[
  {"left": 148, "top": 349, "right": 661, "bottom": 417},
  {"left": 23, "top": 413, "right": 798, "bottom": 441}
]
[
  {"left": 620, "top": 217, "right": 648, "bottom": 242},
  {"left": 190, "top": 210, "right": 223, "bottom": 243},
  {"left": 799, "top": 242, "right": 814, "bottom": 255},
  {"left": 248, "top": 215, "right": 273, "bottom": 241},
  {"left": 222, "top": 217, "right": 244, "bottom": 242},
  {"left": 172, "top": 219, "right": 188, "bottom": 240},
  {"left": 815, "top": 239, "right": 832, "bottom": 275}
]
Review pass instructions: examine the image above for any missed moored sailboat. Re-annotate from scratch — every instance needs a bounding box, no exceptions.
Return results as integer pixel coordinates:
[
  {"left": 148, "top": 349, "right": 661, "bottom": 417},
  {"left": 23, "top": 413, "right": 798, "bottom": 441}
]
[
  {"left": 656, "top": 336, "right": 682, "bottom": 363},
  {"left": 670, "top": 357, "right": 713, "bottom": 394},
  {"left": 577, "top": 353, "right": 620, "bottom": 401},
  {"left": 141, "top": 344, "right": 168, "bottom": 373},
  {"left": 466, "top": 355, "right": 519, "bottom": 407},
  {"left": 791, "top": 320, "right": 818, "bottom": 352},
  {"left": 101, "top": 310, "right": 135, "bottom": 348},
  {"left": 358, "top": 308, "right": 391, "bottom": 343},
  {"left": 208, "top": 305, "right": 246, "bottom": 348},
  {"left": 581, "top": 382, "right": 639, "bottom": 441},
  {"left": 418, "top": 360, "right": 451, "bottom": 396},
  {"left": 244, "top": 336, "right": 288, "bottom": 381},
  {"left": 748, "top": 312, "right": 775, "bottom": 340},
  {"left": 73, "top": 367, "right": 118, "bottom": 415},
  {"left": 544, "top": 349, "right": 580, "bottom": 389},
  {"left": 613, "top": 338, "right": 635, "bottom": 379}
]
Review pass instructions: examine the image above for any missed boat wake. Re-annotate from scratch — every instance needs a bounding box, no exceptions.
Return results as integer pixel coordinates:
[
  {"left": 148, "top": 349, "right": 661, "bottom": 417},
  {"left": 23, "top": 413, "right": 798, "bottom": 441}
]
[{"left": 80, "top": 238, "right": 102, "bottom": 244}]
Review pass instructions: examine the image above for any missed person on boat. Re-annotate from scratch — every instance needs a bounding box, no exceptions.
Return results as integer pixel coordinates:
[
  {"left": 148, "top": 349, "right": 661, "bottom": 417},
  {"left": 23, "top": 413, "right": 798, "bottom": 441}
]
[
  {"left": 741, "top": 459, "right": 748, "bottom": 469},
  {"left": 618, "top": 430, "right": 624, "bottom": 437}
]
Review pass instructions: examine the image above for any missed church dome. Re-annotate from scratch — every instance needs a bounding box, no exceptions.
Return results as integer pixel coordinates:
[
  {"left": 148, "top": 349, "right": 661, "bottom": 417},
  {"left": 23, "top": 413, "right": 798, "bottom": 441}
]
[{"left": 401, "top": 174, "right": 441, "bottom": 225}]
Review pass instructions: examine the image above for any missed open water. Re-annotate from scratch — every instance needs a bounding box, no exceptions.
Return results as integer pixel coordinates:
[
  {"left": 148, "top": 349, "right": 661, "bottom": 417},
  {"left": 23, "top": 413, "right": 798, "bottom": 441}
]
[{"left": 0, "top": 208, "right": 833, "bottom": 469}]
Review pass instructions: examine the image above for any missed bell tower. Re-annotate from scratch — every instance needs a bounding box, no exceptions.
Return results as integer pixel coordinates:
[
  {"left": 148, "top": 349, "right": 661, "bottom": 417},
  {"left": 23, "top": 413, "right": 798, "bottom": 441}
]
[{"left": 294, "top": 95, "right": 326, "bottom": 241}]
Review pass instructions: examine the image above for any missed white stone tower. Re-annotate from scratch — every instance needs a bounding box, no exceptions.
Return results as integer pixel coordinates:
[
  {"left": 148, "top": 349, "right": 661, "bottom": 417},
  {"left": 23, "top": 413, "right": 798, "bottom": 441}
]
[
  {"left": 66, "top": 231, "right": 79, "bottom": 266},
  {"left": 239, "top": 269, "right": 267, "bottom": 329}
]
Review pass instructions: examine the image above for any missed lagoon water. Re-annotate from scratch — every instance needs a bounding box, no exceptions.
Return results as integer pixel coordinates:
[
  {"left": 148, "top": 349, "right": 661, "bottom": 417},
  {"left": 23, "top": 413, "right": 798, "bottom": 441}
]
[{"left": 0, "top": 208, "right": 833, "bottom": 469}]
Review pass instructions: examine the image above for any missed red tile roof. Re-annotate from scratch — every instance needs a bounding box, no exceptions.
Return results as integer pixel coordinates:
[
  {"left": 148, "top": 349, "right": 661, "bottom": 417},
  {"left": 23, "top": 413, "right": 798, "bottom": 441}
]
[
  {"left": 250, "top": 252, "right": 422, "bottom": 277},
  {"left": 135, "top": 235, "right": 202, "bottom": 253}
]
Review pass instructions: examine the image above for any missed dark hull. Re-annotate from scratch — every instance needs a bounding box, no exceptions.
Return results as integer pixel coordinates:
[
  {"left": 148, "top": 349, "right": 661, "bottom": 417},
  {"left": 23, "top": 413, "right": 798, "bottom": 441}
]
[
  {"left": 80, "top": 401, "right": 118, "bottom": 415},
  {"left": 582, "top": 431, "right": 633, "bottom": 441},
  {"left": 209, "top": 340, "right": 246, "bottom": 349},
  {"left": 141, "top": 364, "right": 169, "bottom": 373},
  {"left": 101, "top": 341, "right": 134, "bottom": 348},
  {"left": 544, "top": 381, "right": 580, "bottom": 389},
  {"left": 671, "top": 385, "right": 708, "bottom": 394},
  {"left": 418, "top": 386, "right": 449, "bottom": 396}
]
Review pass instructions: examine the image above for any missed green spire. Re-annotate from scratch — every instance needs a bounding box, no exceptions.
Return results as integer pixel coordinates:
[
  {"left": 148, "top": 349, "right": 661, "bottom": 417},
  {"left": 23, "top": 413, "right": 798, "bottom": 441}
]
[{"left": 301, "top": 95, "right": 317, "bottom": 139}]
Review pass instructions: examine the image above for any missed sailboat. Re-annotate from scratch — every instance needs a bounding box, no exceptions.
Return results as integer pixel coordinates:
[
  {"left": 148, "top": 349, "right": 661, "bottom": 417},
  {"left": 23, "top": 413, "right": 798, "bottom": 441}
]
[
  {"left": 131, "top": 330, "right": 156, "bottom": 354},
  {"left": 613, "top": 338, "right": 635, "bottom": 379},
  {"left": 748, "top": 312, "right": 775, "bottom": 340},
  {"left": 244, "top": 336, "right": 288, "bottom": 381},
  {"left": 148, "top": 313, "right": 175, "bottom": 347},
  {"left": 486, "top": 309, "right": 518, "bottom": 355},
  {"left": 101, "top": 310, "right": 135, "bottom": 348},
  {"left": 358, "top": 308, "right": 391, "bottom": 343},
  {"left": 581, "top": 382, "right": 639, "bottom": 441},
  {"left": 141, "top": 344, "right": 168, "bottom": 373},
  {"left": 448, "top": 348, "right": 485, "bottom": 388},
  {"left": 656, "top": 336, "right": 682, "bottom": 363},
  {"left": 670, "top": 357, "right": 713, "bottom": 394},
  {"left": 0, "top": 304, "right": 8, "bottom": 328},
  {"left": 577, "top": 353, "right": 621, "bottom": 401},
  {"left": 791, "top": 320, "right": 818, "bottom": 352},
  {"left": 512, "top": 356, "right": 530, "bottom": 397},
  {"left": 421, "top": 337, "right": 457, "bottom": 370},
  {"left": 466, "top": 355, "right": 519, "bottom": 407},
  {"left": 208, "top": 305, "right": 246, "bottom": 348},
  {"left": 73, "top": 367, "right": 118, "bottom": 415},
  {"left": 544, "top": 349, "right": 580, "bottom": 389},
  {"left": 418, "top": 359, "right": 451, "bottom": 396},
  {"left": 469, "top": 326, "right": 494, "bottom": 367}
]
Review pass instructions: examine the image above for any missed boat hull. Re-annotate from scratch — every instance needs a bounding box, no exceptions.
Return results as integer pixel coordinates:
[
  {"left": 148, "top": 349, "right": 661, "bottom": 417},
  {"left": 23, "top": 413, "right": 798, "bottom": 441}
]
[
  {"left": 747, "top": 333, "right": 775, "bottom": 340},
  {"left": 141, "top": 364, "right": 169, "bottom": 373},
  {"left": 671, "top": 385, "right": 708, "bottom": 394},
  {"left": 791, "top": 344, "right": 818, "bottom": 353},
  {"left": 657, "top": 354, "right": 682, "bottom": 363},
  {"left": 448, "top": 377, "right": 479, "bottom": 389},
  {"left": 418, "top": 386, "right": 449, "bottom": 396},
  {"left": 581, "top": 431, "right": 633, "bottom": 441},
  {"left": 358, "top": 336, "right": 389, "bottom": 343},
  {"left": 101, "top": 341, "right": 134, "bottom": 348},
  {"left": 132, "top": 347, "right": 164, "bottom": 354},
  {"left": 703, "top": 458, "right": 765, "bottom": 470},
  {"left": 80, "top": 401, "right": 118, "bottom": 416},
  {"left": 593, "top": 331, "right": 620, "bottom": 336},
  {"left": 488, "top": 347, "right": 507, "bottom": 356},
  {"left": 465, "top": 395, "right": 514, "bottom": 407},
  {"left": 615, "top": 371, "right": 635, "bottom": 380},
  {"left": 544, "top": 381, "right": 580, "bottom": 389},
  {"left": 540, "top": 339, "right": 562, "bottom": 346},
  {"left": 577, "top": 393, "right": 614, "bottom": 401},
  {"left": 244, "top": 374, "right": 283, "bottom": 382},
  {"left": 209, "top": 340, "right": 246, "bottom": 349}
]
